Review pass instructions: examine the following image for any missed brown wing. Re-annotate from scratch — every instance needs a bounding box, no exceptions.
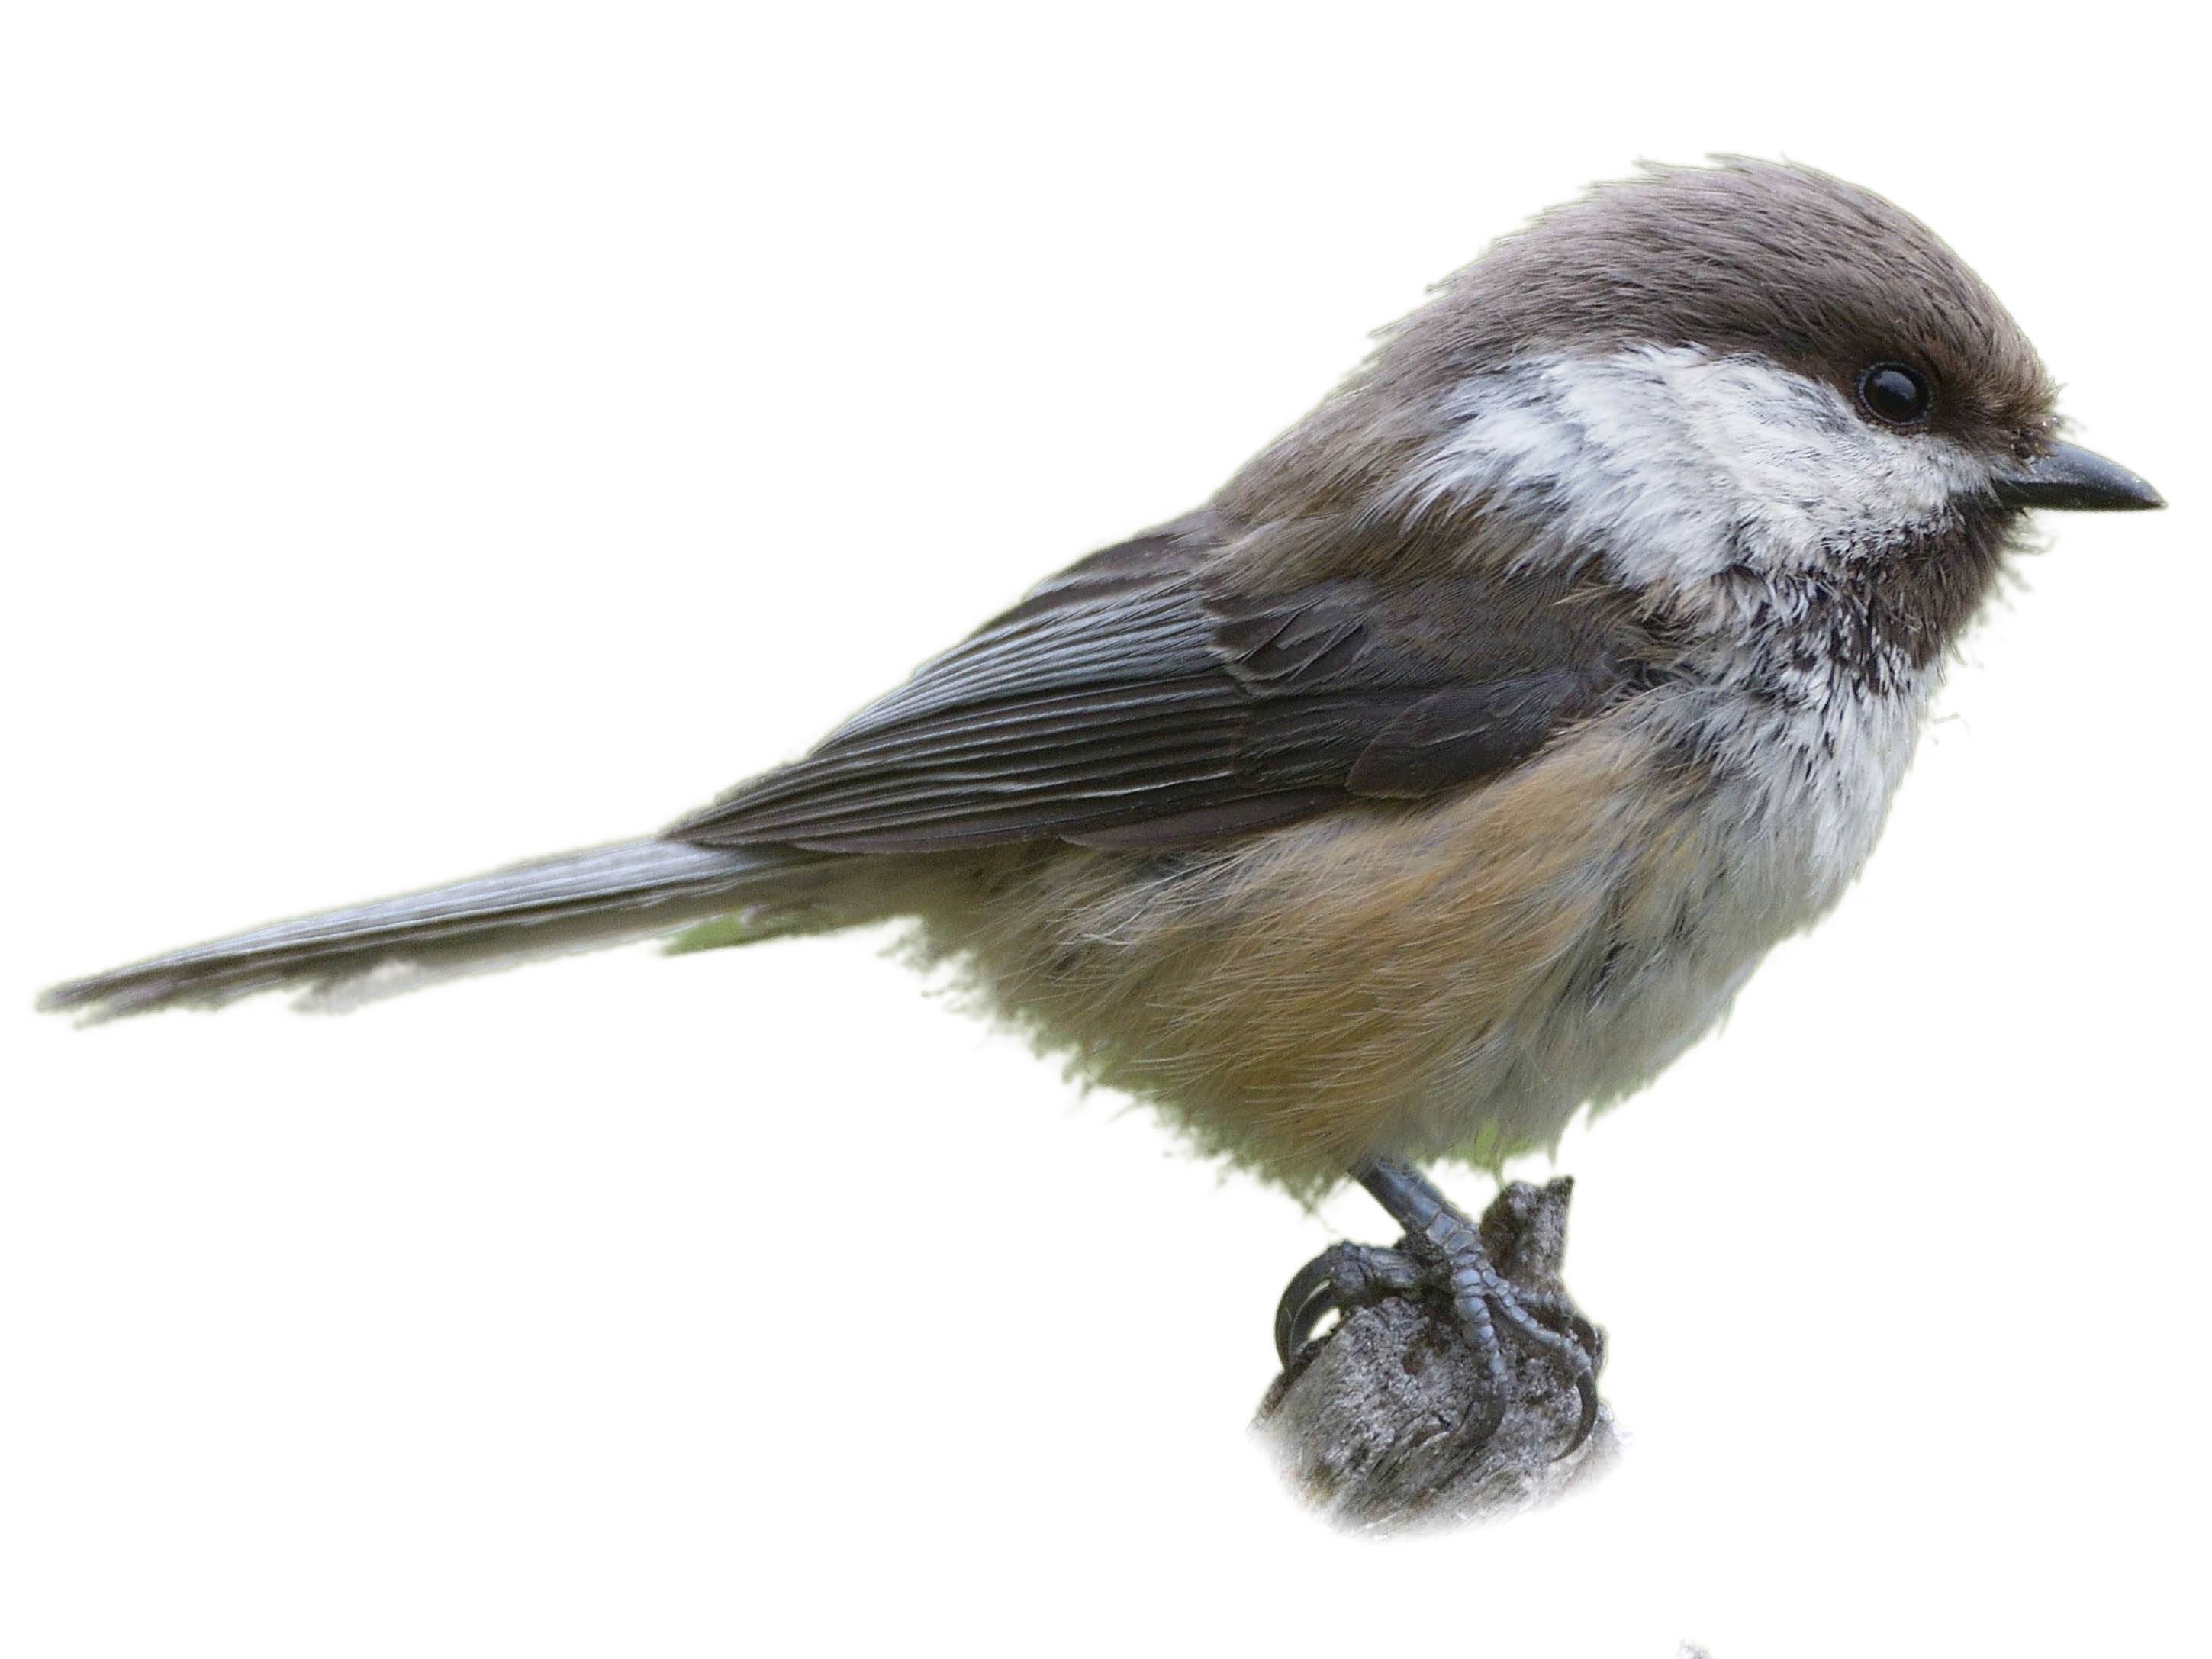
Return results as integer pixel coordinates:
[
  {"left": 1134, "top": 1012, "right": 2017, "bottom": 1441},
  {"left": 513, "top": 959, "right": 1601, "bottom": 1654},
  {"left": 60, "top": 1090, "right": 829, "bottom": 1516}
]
[{"left": 670, "top": 511, "right": 1631, "bottom": 854}]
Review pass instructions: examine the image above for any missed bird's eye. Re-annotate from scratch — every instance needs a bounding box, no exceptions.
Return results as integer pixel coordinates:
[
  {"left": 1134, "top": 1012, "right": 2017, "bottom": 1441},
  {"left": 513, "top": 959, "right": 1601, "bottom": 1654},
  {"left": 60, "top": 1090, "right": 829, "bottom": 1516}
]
[{"left": 1857, "top": 362, "right": 1933, "bottom": 426}]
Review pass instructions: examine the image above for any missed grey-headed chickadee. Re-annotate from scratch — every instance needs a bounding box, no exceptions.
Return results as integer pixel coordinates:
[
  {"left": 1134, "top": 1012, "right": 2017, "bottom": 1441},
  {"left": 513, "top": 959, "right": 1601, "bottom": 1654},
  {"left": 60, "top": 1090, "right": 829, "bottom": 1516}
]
[{"left": 43, "top": 159, "right": 2162, "bottom": 1451}]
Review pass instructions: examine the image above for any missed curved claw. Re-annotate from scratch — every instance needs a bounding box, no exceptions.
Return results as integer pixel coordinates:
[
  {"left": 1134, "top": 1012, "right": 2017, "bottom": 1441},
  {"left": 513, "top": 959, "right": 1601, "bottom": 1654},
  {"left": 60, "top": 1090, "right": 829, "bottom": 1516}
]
[
  {"left": 1562, "top": 1358, "right": 1599, "bottom": 1455},
  {"left": 1456, "top": 1373, "right": 1509, "bottom": 1451},
  {"left": 1502, "top": 1306, "right": 1599, "bottom": 1455},
  {"left": 1525, "top": 1331, "right": 1599, "bottom": 1457},
  {"left": 1273, "top": 1251, "right": 1344, "bottom": 1367},
  {"left": 1273, "top": 1242, "right": 1425, "bottom": 1367},
  {"left": 1479, "top": 1277, "right": 1602, "bottom": 1458}
]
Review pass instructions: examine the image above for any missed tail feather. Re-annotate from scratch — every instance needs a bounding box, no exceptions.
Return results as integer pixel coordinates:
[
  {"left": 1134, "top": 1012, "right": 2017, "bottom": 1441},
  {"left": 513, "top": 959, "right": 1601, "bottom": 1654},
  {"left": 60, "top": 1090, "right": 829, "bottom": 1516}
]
[{"left": 38, "top": 838, "right": 828, "bottom": 1022}]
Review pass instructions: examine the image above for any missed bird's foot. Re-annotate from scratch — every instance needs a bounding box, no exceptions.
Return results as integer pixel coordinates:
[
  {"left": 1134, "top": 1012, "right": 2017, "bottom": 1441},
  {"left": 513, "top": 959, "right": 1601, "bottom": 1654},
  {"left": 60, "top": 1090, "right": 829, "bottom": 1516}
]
[{"left": 1273, "top": 1161, "right": 1604, "bottom": 1458}]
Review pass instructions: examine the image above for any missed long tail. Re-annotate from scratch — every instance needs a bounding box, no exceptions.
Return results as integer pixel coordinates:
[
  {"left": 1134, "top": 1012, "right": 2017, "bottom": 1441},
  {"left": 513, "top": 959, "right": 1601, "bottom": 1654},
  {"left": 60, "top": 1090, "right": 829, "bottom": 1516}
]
[{"left": 38, "top": 838, "right": 837, "bottom": 1022}]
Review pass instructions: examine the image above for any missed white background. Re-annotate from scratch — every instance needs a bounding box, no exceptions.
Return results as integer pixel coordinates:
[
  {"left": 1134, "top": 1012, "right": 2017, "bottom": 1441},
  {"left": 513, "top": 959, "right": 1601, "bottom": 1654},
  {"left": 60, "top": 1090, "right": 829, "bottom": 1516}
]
[{"left": 4, "top": 5, "right": 2203, "bottom": 1655}]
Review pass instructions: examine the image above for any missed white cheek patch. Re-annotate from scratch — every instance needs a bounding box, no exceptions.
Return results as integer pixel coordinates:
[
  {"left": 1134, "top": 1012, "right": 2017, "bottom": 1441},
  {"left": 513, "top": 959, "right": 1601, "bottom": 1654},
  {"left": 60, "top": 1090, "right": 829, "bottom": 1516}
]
[{"left": 1402, "top": 346, "right": 1987, "bottom": 594}]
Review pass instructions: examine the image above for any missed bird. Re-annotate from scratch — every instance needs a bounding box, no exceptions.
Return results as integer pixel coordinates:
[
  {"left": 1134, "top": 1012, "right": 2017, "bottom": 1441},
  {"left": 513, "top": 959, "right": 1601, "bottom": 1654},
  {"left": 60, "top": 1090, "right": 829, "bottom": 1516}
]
[{"left": 40, "top": 158, "right": 2162, "bottom": 1454}]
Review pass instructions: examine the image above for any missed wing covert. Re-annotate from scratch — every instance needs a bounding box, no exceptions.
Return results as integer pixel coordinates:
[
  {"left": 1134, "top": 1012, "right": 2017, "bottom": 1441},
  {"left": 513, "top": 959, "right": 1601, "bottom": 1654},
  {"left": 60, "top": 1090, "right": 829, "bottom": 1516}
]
[{"left": 672, "top": 515, "right": 1626, "bottom": 854}]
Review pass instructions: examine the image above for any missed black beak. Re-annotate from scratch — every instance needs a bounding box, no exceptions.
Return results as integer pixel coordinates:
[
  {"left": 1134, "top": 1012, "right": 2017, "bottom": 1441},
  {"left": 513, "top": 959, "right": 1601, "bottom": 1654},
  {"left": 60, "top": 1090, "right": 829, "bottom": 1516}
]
[{"left": 1995, "top": 440, "right": 2164, "bottom": 511}]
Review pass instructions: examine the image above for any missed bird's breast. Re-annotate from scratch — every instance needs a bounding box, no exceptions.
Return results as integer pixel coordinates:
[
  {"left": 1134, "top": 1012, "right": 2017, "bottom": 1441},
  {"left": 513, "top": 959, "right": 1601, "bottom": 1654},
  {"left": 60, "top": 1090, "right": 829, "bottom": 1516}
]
[{"left": 912, "top": 665, "right": 1931, "bottom": 1187}]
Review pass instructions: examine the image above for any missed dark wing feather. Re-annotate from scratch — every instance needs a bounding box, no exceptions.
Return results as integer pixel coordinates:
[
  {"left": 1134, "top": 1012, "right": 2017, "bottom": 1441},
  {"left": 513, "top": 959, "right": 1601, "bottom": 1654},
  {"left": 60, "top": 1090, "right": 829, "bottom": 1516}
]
[{"left": 672, "top": 514, "right": 1628, "bottom": 854}]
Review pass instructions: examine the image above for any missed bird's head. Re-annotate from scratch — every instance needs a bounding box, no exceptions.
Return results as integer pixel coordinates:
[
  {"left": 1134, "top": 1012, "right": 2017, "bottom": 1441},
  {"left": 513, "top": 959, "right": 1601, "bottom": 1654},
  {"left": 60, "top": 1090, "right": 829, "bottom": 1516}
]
[{"left": 1232, "top": 157, "right": 2160, "bottom": 674}]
